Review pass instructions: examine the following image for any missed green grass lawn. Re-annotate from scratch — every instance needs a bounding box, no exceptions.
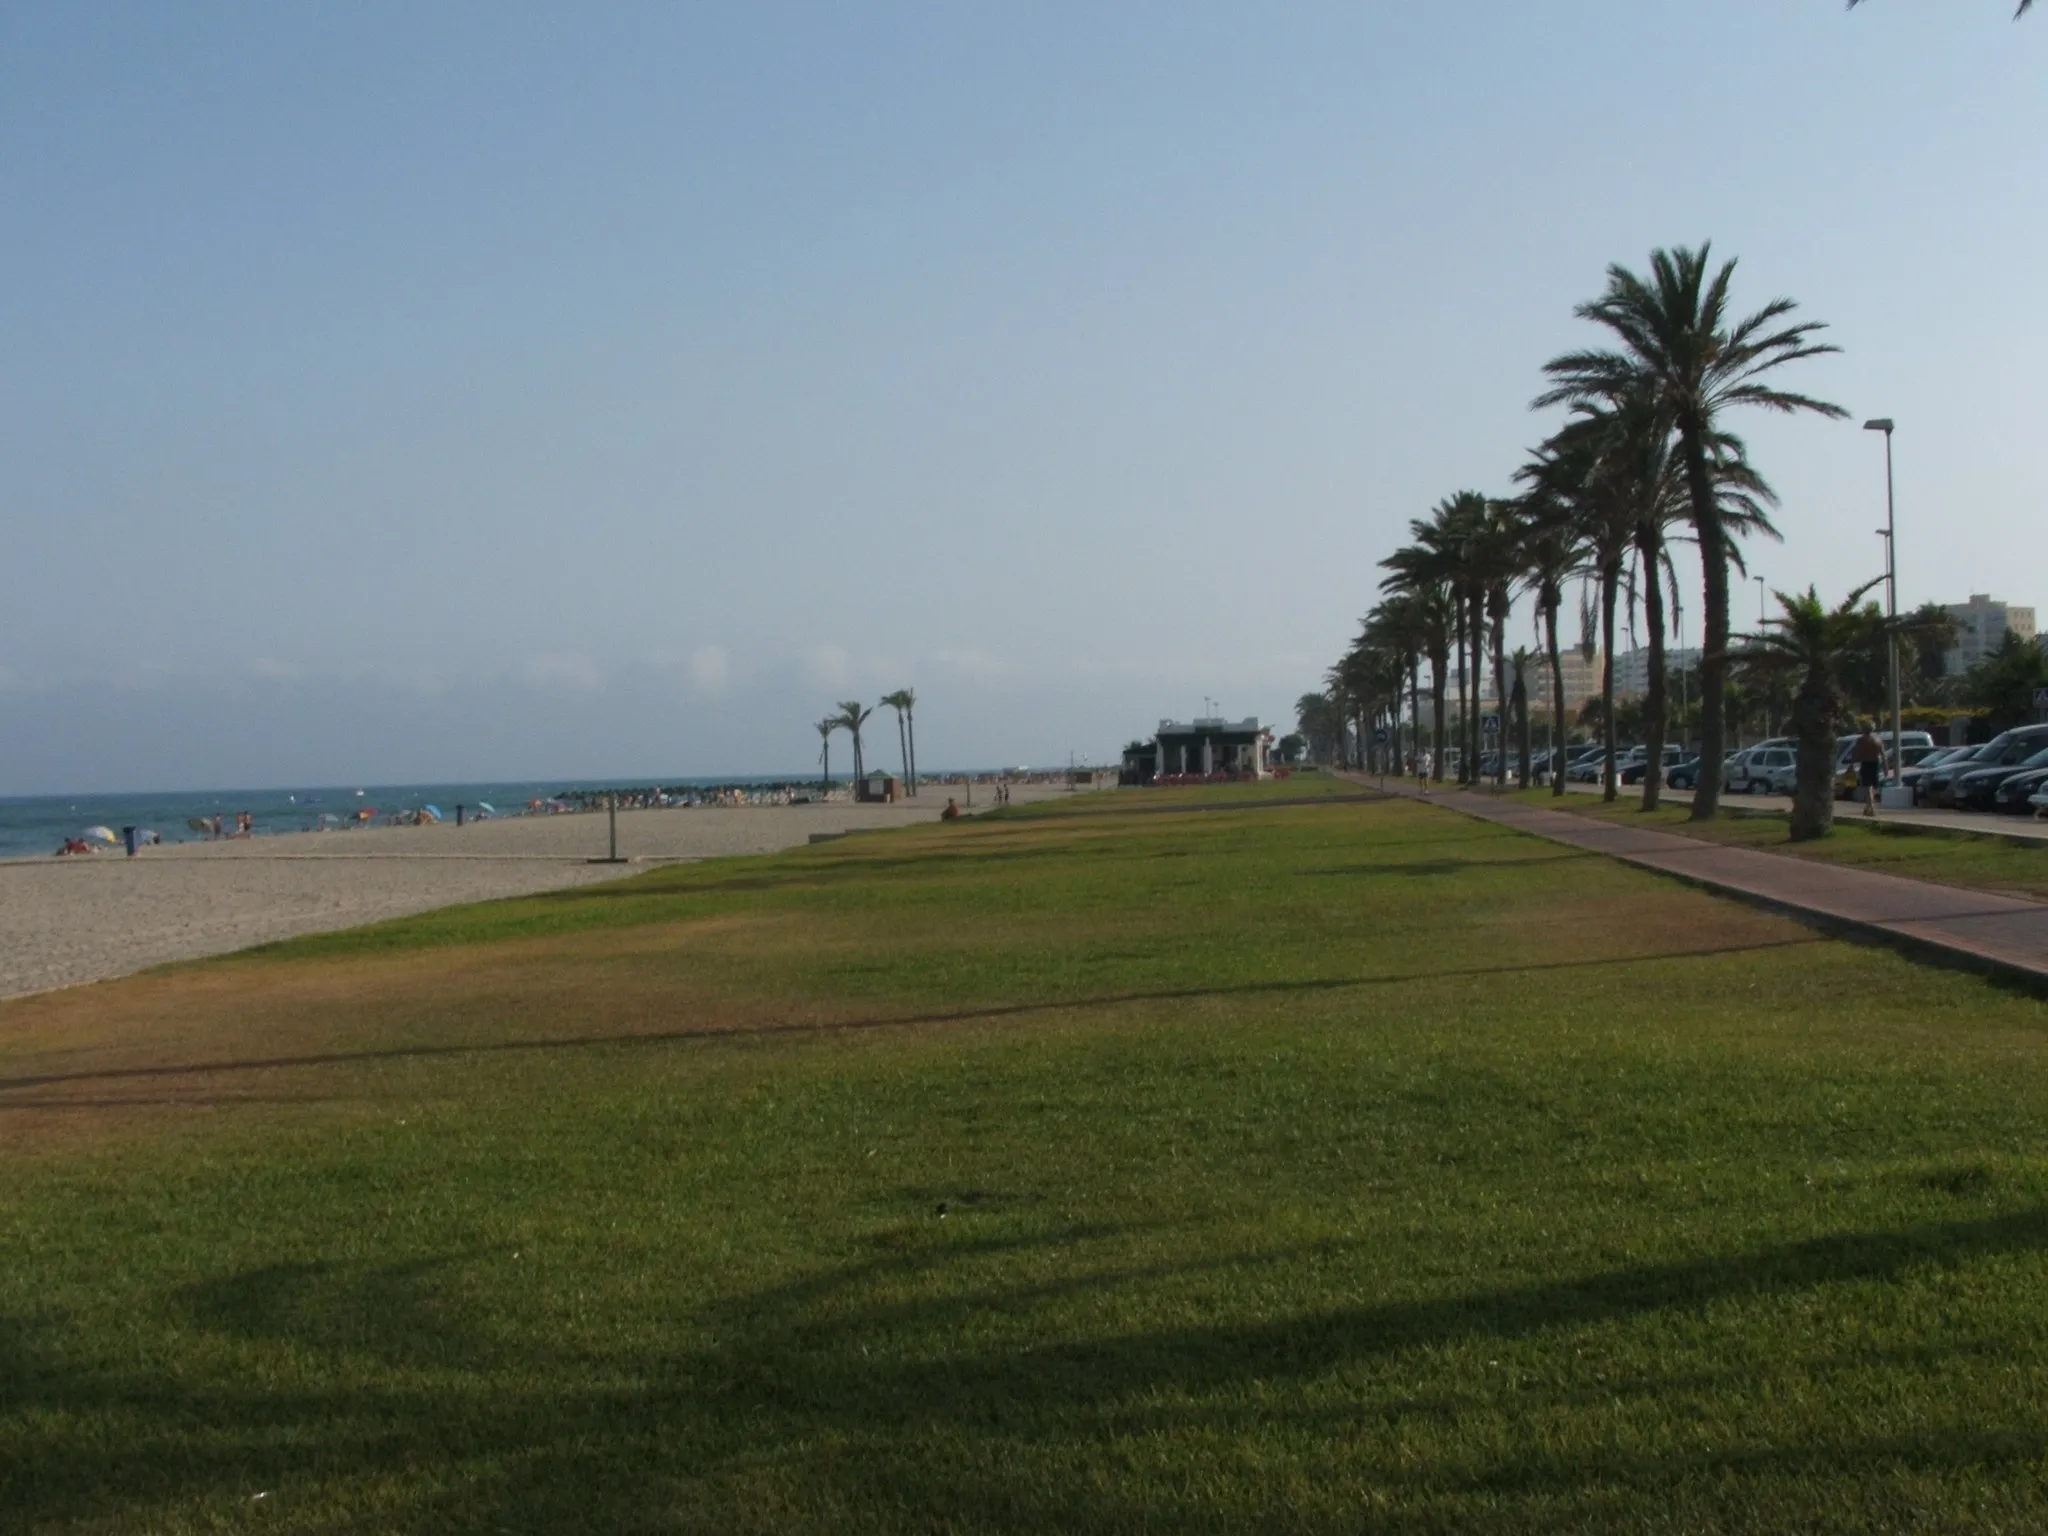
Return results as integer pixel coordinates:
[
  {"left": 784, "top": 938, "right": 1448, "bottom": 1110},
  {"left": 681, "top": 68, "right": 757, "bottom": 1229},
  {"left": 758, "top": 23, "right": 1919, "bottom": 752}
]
[
  {"left": 1507, "top": 787, "right": 2048, "bottom": 905},
  {"left": 5, "top": 791, "right": 2048, "bottom": 1531}
]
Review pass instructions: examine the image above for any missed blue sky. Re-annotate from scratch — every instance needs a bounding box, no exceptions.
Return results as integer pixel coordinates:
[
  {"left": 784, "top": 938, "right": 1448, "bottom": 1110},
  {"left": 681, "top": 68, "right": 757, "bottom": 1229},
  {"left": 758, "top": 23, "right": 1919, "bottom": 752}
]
[{"left": 1, "top": 3, "right": 2040, "bottom": 792}]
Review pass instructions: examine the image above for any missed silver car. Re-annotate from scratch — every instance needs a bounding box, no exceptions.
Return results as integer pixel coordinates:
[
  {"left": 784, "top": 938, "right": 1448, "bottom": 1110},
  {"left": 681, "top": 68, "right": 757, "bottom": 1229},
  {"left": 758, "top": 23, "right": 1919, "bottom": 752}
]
[{"left": 1732, "top": 746, "right": 1796, "bottom": 795}]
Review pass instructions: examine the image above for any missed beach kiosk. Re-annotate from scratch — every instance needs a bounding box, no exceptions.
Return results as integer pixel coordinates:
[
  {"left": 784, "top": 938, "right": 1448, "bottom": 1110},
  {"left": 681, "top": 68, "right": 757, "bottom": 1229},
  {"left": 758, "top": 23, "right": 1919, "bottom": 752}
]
[
  {"left": 1152, "top": 717, "right": 1270, "bottom": 780},
  {"left": 857, "top": 771, "right": 901, "bottom": 804}
]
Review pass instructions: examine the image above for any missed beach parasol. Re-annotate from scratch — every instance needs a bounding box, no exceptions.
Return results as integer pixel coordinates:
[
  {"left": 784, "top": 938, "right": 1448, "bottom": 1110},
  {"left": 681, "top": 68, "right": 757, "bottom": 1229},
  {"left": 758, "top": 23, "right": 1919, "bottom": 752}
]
[
  {"left": 422, "top": 805, "right": 443, "bottom": 822},
  {"left": 82, "top": 826, "right": 118, "bottom": 844},
  {"left": 475, "top": 802, "right": 497, "bottom": 817}
]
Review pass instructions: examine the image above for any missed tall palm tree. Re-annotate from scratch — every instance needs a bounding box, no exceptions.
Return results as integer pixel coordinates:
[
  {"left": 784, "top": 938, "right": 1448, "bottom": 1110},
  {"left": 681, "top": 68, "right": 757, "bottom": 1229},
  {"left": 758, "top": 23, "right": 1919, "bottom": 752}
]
[
  {"left": 835, "top": 700, "right": 873, "bottom": 784},
  {"left": 902, "top": 688, "right": 919, "bottom": 793},
  {"left": 1520, "top": 423, "right": 1637, "bottom": 801},
  {"left": 1511, "top": 477, "right": 1591, "bottom": 798},
  {"left": 1380, "top": 556, "right": 1456, "bottom": 782},
  {"left": 815, "top": 717, "right": 838, "bottom": 789},
  {"left": 1537, "top": 244, "right": 1843, "bottom": 819},
  {"left": 880, "top": 690, "right": 915, "bottom": 792},
  {"left": 1463, "top": 496, "right": 1526, "bottom": 788},
  {"left": 1509, "top": 646, "right": 1534, "bottom": 787},
  {"left": 1736, "top": 582, "right": 1886, "bottom": 841},
  {"left": 1363, "top": 597, "right": 1430, "bottom": 775}
]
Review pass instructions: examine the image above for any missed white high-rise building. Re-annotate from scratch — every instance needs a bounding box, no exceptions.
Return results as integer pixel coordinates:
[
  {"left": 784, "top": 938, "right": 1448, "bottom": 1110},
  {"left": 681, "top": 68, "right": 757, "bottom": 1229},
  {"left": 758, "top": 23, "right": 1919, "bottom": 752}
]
[
  {"left": 1611, "top": 645, "right": 1702, "bottom": 698},
  {"left": 1942, "top": 595, "right": 2036, "bottom": 676}
]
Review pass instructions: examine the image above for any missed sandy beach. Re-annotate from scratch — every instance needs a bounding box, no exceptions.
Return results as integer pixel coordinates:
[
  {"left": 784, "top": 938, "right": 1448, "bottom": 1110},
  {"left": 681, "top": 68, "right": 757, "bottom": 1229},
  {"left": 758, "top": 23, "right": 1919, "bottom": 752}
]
[{"left": 0, "top": 784, "right": 1072, "bottom": 1000}]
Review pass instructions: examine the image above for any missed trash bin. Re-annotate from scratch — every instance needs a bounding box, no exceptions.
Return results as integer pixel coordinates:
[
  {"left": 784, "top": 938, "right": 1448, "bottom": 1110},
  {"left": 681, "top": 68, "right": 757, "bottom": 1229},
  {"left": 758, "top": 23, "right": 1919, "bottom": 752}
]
[{"left": 122, "top": 826, "right": 138, "bottom": 857}]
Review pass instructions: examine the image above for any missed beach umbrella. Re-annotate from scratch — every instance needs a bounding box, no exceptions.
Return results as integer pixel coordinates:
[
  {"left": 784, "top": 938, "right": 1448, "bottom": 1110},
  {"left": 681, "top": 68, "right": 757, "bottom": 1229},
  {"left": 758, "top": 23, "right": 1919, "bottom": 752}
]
[
  {"left": 82, "top": 826, "right": 118, "bottom": 844},
  {"left": 476, "top": 802, "right": 497, "bottom": 816},
  {"left": 422, "top": 805, "right": 444, "bottom": 821}
]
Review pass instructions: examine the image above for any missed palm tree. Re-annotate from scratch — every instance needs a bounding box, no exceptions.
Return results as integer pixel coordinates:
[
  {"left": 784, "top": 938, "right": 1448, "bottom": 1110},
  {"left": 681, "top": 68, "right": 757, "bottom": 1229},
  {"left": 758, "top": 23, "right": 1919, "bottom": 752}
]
[
  {"left": 815, "top": 717, "right": 838, "bottom": 789},
  {"left": 1295, "top": 692, "right": 1346, "bottom": 764},
  {"left": 1464, "top": 497, "right": 1526, "bottom": 788},
  {"left": 835, "top": 700, "right": 874, "bottom": 785},
  {"left": 880, "top": 690, "right": 916, "bottom": 792},
  {"left": 1736, "top": 582, "right": 1887, "bottom": 841},
  {"left": 1363, "top": 596, "right": 1433, "bottom": 774},
  {"left": 1537, "top": 243, "right": 1844, "bottom": 819},
  {"left": 1511, "top": 478, "right": 1591, "bottom": 798},
  {"left": 1379, "top": 556, "right": 1456, "bottom": 782},
  {"left": 1509, "top": 646, "right": 1534, "bottom": 786},
  {"left": 1520, "top": 423, "right": 1637, "bottom": 801},
  {"left": 902, "top": 688, "right": 920, "bottom": 794}
]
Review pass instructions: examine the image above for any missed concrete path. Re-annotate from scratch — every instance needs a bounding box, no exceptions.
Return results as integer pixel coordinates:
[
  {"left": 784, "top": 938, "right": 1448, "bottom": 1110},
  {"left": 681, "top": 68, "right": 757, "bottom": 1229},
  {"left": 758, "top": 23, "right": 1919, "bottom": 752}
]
[{"left": 1347, "top": 777, "right": 2048, "bottom": 988}]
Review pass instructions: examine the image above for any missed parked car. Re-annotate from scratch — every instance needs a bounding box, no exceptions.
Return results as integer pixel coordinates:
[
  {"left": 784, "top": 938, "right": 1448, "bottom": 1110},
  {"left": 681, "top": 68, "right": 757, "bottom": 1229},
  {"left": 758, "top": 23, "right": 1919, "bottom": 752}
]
[
  {"left": 1620, "top": 745, "right": 1689, "bottom": 785},
  {"left": 1919, "top": 726, "right": 2048, "bottom": 807},
  {"left": 1566, "top": 750, "right": 1614, "bottom": 783},
  {"left": 1667, "top": 756, "right": 1704, "bottom": 790},
  {"left": 1951, "top": 743, "right": 2048, "bottom": 810},
  {"left": 1725, "top": 741, "right": 1795, "bottom": 794},
  {"left": 2030, "top": 780, "right": 2048, "bottom": 816},
  {"left": 1902, "top": 743, "right": 1980, "bottom": 803},
  {"left": 1834, "top": 741, "right": 1946, "bottom": 800},
  {"left": 1735, "top": 746, "right": 1798, "bottom": 795},
  {"left": 1991, "top": 764, "right": 2048, "bottom": 814}
]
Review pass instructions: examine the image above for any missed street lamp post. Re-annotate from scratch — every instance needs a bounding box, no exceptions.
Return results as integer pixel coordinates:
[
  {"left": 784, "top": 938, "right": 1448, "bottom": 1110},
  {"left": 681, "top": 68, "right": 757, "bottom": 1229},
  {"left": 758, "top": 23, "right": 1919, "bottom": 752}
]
[{"left": 1864, "top": 418, "right": 1902, "bottom": 786}]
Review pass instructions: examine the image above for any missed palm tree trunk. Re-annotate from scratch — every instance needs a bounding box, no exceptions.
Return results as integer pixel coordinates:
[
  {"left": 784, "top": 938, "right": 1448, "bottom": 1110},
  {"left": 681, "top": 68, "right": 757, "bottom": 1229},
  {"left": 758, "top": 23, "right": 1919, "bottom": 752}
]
[
  {"left": 1545, "top": 589, "right": 1568, "bottom": 799},
  {"left": 1680, "top": 427, "right": 1728, "bottom": 820},
  {"left": 906, "top": 709, "right": 917, "bottom": 795},
  {"left": 896, "top": 711, "right": 910, "bottom": 789},
  {"left": 1471, "top": 591, "right": 1486, "bottom": 783},
  {"left": 1601, "top": 562, "right": 1620, "bottom": 803},
  {"left": 1640, "top": 534, "right": 1668, "bottom": 812},
  {"left": 1789, "top": 672, "right": 1837, "bottom": 842},
  {"left": 1491, "top": 604, "right": 1508, "bottom": 789},
  {"left": 1515, "top": 674, "right": 1531, "bottom": 787},
  {"left": 1452, "top": 597, "right": 1468, "bottom": 782},
  {"left": 1408, "top": 654, "right": 1422, "bottom": 777},
  {"left": 1430, "top": 648, "right": 1449, "bottom": 781}
]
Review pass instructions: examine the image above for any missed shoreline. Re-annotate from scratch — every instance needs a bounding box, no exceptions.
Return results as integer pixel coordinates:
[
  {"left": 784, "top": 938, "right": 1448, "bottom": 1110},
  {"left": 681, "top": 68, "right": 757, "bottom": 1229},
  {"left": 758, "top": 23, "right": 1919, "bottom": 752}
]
[{"left": 0, "top": 785, "right": 1070, "bottom": 1000}]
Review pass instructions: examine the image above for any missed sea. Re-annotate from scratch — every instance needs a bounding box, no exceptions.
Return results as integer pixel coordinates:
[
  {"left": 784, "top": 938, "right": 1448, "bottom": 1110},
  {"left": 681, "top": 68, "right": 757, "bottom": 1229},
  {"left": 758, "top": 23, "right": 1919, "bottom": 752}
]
[{"left": 0, "top": 777, "right": 825, "bottom": 861}]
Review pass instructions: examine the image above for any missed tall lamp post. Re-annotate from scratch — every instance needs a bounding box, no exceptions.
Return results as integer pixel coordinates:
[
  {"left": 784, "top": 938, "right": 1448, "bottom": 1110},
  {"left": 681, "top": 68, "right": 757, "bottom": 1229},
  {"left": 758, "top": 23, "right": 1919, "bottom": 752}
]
[{"left": 1864, "top": 418, "right": 1902, "bottom": 785}]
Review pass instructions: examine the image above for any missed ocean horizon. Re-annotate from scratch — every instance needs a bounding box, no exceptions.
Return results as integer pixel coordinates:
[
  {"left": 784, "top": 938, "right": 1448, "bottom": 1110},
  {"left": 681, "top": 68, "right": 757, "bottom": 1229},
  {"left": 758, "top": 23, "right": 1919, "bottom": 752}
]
[{"left": 0, "top": 769, "right": 1038, "bottom": 860}]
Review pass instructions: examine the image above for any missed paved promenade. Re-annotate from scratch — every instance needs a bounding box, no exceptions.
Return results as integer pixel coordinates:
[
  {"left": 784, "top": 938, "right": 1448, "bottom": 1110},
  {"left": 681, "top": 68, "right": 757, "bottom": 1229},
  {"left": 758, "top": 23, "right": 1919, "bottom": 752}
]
[{"left": 1349, "top": 777, "right": 2048, "bottom": 987}]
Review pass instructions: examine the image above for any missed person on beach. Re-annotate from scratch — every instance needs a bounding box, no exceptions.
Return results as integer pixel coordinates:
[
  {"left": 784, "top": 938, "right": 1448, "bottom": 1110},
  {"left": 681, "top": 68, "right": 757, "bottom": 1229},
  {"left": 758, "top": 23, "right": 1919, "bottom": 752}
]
[
  {"left": 941, "top": 797, "right": 962, "bottom": 821},
  {"left": 1852, "top": 722, "right": 1885, "bottom": 817}
]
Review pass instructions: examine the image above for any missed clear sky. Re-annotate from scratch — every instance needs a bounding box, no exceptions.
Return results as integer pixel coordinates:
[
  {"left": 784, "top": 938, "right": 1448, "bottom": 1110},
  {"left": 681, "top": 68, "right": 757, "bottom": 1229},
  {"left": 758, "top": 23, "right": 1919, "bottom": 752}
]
[{"left": 1, "top": 3, "right": 2040, "bottom": 792}]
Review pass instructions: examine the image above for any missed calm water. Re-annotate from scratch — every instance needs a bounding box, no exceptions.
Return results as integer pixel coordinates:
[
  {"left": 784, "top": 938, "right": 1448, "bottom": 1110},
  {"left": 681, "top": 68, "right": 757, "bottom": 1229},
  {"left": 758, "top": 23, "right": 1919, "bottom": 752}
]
[{"left": 0, "top": 777, "right": 818, "bottom": 860}]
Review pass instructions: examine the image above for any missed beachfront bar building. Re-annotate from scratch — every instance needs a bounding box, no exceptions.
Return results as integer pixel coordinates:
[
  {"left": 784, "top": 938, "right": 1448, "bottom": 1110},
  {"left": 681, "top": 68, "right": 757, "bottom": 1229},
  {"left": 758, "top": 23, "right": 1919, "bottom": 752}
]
[{"left": 1151, "top": 717, "right": 1271, "bottom": 779}]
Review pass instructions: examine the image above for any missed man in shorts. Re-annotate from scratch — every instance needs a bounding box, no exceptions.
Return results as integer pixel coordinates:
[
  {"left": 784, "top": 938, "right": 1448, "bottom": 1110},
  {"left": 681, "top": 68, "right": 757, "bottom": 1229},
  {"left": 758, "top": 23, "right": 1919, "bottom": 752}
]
[
  {"left": 1852, "top": 722, "right": 1886, "bottom": 817},
  {"left": 1416, "top": 748, "right": 1433, "bottom": 797}
]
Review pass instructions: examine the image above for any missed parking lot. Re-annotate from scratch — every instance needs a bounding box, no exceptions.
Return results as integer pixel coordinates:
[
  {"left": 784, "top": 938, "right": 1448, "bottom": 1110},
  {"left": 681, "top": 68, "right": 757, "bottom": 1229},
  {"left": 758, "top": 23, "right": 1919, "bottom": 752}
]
[{"left": 1549, "top": 777, "right": 2048, "bottom": 843}]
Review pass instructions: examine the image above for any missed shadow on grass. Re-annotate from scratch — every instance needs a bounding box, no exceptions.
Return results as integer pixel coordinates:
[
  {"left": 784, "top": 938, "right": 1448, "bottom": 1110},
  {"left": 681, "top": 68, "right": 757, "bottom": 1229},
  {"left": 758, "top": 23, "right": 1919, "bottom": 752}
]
[
  {"left": 1304, "top": 851, "right": 1591, "bottom": 879},
  {"left": 0, "top": 937, "right": 1822, "bottom": 1097},
  {"left": 6, "top": 1206, "right": 2045, "bottom": 1530}
]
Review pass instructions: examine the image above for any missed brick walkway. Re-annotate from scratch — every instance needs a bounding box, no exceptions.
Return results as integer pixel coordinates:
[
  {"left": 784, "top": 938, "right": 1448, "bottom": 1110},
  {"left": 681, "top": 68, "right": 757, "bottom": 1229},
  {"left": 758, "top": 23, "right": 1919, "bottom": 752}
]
[{"left": 1347, "top": 777, "right": 2048, "bottom": 988}]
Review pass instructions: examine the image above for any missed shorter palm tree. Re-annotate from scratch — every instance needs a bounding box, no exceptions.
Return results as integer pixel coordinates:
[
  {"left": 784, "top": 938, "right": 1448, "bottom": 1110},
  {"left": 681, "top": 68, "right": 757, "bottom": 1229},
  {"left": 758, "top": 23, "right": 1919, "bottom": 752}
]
[
  {"left": 815, "top": 717, "right": 839, "bottom": 789},
  {"left": 836, "top": 700, "right": 874, "bottom": 785},
  {"left": 880, "top": 690, "right": 913, "bottom": 790},
  {"left": 1737, "top": 582, "right": 1886, "bottom": 841}
]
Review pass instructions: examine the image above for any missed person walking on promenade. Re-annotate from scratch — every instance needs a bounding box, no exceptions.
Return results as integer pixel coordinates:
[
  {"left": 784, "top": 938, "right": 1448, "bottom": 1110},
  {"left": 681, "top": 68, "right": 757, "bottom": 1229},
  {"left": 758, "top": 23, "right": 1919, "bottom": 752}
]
[
  {"left": 1852, "top": 721, "right": 1885, "bottom": 818},
  {"left": 1416, "top": 748, "right": 1433, "bottom": 798}
]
